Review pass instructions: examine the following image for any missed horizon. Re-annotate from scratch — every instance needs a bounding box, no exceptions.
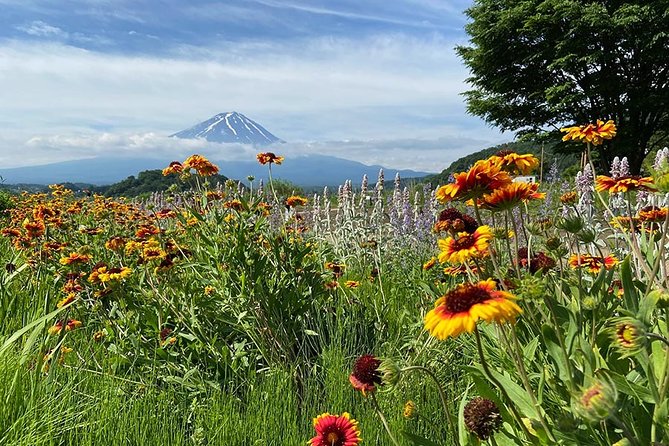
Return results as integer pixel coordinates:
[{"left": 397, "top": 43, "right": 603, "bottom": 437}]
[{"left": 0, "top": 0, "right": 509, "bottom": 172}]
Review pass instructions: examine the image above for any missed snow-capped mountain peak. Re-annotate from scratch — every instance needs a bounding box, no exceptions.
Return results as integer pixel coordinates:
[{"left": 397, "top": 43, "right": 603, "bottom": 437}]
[{"left": 171, "top": 112, "right": 284, "bottom": 145}]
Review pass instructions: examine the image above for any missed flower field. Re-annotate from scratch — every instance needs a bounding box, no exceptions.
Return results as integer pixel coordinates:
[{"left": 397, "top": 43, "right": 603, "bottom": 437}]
[{"left": 1, "top": 126, "right": 669, "bottom": 445}]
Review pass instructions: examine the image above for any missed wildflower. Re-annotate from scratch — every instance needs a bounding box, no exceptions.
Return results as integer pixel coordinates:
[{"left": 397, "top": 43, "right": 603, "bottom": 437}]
[
  {"left": 568, "top": 254, "right": 618, "bottom": 274},
  {"left": 204, "top": 286, "right": 216, "bottom": 296},
  {"left": 433, "top": 208, "right": 478, "bottom": 234},
  {"left": 105, "top": 236, "right": 126, "bottom": 251},
  {"left": 424, "top": 279, "right": 522, "bottom": 339},
  {"left": 574, "top": 380, "right": 618, "bottom": 422},
  {"left": 56, "top": 293, "right": 77, "bottom": 308},
  {"left": 378, "top": 358, "right": 402, "bottom": 387},
  {"left": 310, "top": 412, "right": 361, "bottom": 446},
  {"left": 162, "top": 161, "right": 184, "bottom": 176},
  {"left": 48, "top": 319, "right": 82, "bottom": 335},
  {"left": 437, "top": 225, "right": 493, "bottom": 264},
  {"left": 22, "top": 219, "right": 45, "bottom": 238},
  {"left": 223, "top": 199, "right": 243, "bottom": 211},
  {"left": 463, "top": 397, "right": 502, "bottom": 440},
  {"left": 59, "top": 252, "right": 91, "bottom": 266},
  {"left": 183, "top": 154, "right": 219, "bottom": 176},
  {"left": 517, "top": 248, "right": 556, "bottom": 274},
  {"left": 422, "top": 257, "right": 437, "bottom": 271},
  {"left": 345, "top": 280, "right": 360, "bottom": 288},
  {"left": 595, "top": 175, "right": 655, "bottom": 194},
  {"left": 403, "top": 401, "right": 416, "bottom": 419},
  {"left": 443, "top": 265, "right": 474, "bottom": 276},
  {"left": 324, "top": 280, "right": 339, "bottom": 289},
  {"left": 285, "top": 195, "right": 308, "bottom": 207},
  {"left": 349, "top": 354, "right": 382, "bottom": 395},
  {"left": 256, "top": 152, "right": 284, "bottom": 165},
  {"left": 93, "top": 330, "right": 106, "bottom": 342},
  {"left": 637, "top": 206, "right": 668, "bottom": 223},
  {"left": 560, "top": 191, "right": 578, "bottom": 204},
  {"left": 488, "top": 150, "right": 539, "bottom": 175},
  {"left": 436, "top": 159, "right": 512, "bottom": 203},
  {"left": 325, "top": 262, "right": 345, "bottom": 278},
  {"left": 560, "top": 120, "right": 617, "bottom": 146},
  {"left": 480, "top": 181, "right": 544, "bottom": 211}
]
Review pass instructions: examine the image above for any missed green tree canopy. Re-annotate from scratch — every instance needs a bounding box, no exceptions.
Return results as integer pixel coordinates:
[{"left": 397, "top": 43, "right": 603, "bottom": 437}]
[{"left": 458, "top": 0, "right": 669, "bottom": 174}]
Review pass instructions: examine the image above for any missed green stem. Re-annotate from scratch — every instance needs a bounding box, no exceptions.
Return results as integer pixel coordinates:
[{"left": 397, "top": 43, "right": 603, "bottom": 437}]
[
  {"left": 401, "top": 365, "right": 456, "bottom": 436},
  {"left": 370, "top": 392, "right": 401, "bottom": 446},
  {"left": 474, "top": 327, "right": 532, "bottom": 440}
]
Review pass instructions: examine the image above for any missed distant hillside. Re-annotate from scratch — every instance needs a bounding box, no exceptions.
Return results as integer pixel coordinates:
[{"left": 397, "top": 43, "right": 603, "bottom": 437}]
[
  {"left": 423, "top": 140, "right": 579, "bottom": 186},
  {"left": 101, "top": 169, "right": 229, "bottom": 197}
]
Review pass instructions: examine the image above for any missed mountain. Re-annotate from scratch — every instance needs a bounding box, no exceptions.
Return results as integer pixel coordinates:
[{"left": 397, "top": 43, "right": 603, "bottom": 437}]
[
  {"left": 0, "top": 155, "right": 429, "bottom": 187},
  {"left": 171, "top": 112, "right": 284, "bottom": 145}
]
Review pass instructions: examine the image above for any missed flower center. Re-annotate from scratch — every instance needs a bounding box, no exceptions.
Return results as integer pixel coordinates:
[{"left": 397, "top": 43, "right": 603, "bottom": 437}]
[
  {"left": 326, "top": 432, "right": 340, "bottom": 445},
  {"left": 451, "top": 234, "right": 475, "bottom": 251},
  {"left": 445, "top": 285, "right": 491, "bottom": 314}
]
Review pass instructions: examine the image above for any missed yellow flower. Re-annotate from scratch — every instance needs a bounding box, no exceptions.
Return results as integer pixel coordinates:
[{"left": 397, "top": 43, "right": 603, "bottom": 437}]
[
  {"left": 437, "top": 225, "right": 493, "bottom": 264},
  {"left": 436, "top": 159, "right": 512, "bottom": 203},
  {"left": 560, "top": 120, "right": 617, "bottom": 146},
  {"left": 424, "top": 279, "right": 522, "bottom": 339}
]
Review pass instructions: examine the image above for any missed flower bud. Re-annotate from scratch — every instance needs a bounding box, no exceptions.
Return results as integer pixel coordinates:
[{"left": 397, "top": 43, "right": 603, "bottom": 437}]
[
  {"left": 378, "top": 358, "right": 402, "bottom": 387},
  {"left": 557, "top": 215, "right": 584, "bottom": 233},
  {"left": 574, "top": 379, "right": 617, "bottom": 422},
  {"left": 609, "top": 317, "right": 646, "bottom": 357}
]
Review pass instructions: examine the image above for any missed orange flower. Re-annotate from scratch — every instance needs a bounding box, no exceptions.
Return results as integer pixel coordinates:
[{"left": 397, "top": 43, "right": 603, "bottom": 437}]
[
  {"left": 59, "top": 252, "right": 91, "bottom": 266},
  {"left": 345, "top": 280, "right": 360, "bottom": 288},
  {"left": 422, "top": 257, "right": 437, "bottom": 271},
  {"left": 568, "top": 254, "right": 618, "bottom": 273},
  {"left": 22, "top": 218, "right": 45, "bottom": 238},
  {"left": 256, "top": 152, "right": 284, "bottom": 165},
  {"left": 595, "top": 175, "right": 655, "bottom": 193},
  {"left": 436, "top": 159, "right": 512, "bottom": 203},
  {"left": 480, "top": 182, "right": 545, "bottom": 211},
  {"left": 48, "top": 319, "right": 83, "bottom": 335},
  {"left": 438, "top": 225, "right": 493, "bottom": 264},
  {"left": 285, "top": 195, "right": 308, "bottom": 207},
  {"left": 638, "top": 206, "right": 668, "bottom": 223},
  {"left": 162, "top": 161, "right": 184, "bottom": 176},
  {"left": 105, "top": 236, "right": 126, "bottom": 251},
  {"left": 424, "top": 279, "right": 522, "bottom": 339},
  {"left": 488, "top": 151, "right": 539, "bottom": 175},
  {"left": 561, "top": 120, "right": 617, "bottom": 146},
  {"left": 183, "top": 154, "right": 219, "bottom": 176}
]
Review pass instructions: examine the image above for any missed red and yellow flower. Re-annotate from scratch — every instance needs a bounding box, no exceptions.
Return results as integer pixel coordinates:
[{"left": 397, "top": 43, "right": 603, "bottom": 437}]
[
  {"left": 424, "top": 279, "right": 522, "bottom": 339},
  {"left": 436, "top": 160, "right": 512, "bottom": 203},
  {"left": 349, "top": 354, "right": 382, "bottom": 395},
  {"left": 595, "top": 175, "right": 655, "bottom": 194},
  {"left": 285, "top": 195, "right": 308, "bottom": 207},
  {"left": 256, "top": 152, "right": 284, "bottom": 165},
  {"left": 310, "top": 412, "right": 361, "bottom": 446},
  {"left": 480, "top": 182, "right": 545, "bottom": 211},
  {"left": 568, "top": 254, "right": 618, "bottom": 273},
  {"left": 437, "top": 225, "right": 493, "bottom": 264},
  {"left": 561, "top": 120, "right": 617, "bottom": 146},
  {"left": 161, "top": 161, "right": 184, "bottom": 176},
  {"left": 488, "top": 151, "right": 539, "bottom": 175},
  {"left": 183, "top": 154, "right": 219, "bottom": 176}
]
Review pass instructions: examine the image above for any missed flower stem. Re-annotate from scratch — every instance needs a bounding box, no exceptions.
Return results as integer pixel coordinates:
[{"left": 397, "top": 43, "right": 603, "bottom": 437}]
[
  {"left": 474, "top": 327, "right": 532, "bottom": 439},
  {"left": 370, "top": 392, "right": 401, "bottom": 446},
  {"left": 401, "top": 365, "right": 456, "bottom": 436}
]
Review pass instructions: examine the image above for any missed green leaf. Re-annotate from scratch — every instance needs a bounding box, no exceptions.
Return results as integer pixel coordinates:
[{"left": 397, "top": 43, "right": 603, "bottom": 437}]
[
  {"left": 607, "top": 371, "right": 654, "bottom": 404},
  {"left": 620, "top": 256, "right": 639, "bottom": 313},
  {"left": 541, "top": 325, "right": 571, "bottom": 384},
  {"left": 458, "top": 385, "right": 470, "bottom": 446},
  {"left": 401, "top": 431, "right": 442, "bottom": 446}
]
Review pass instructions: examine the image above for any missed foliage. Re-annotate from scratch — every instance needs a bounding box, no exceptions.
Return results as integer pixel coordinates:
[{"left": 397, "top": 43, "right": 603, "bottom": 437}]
[
  {"left": 458, "top": 0, "right": 669, "bottom": 173},
  {"left": 423, "top": 139, "right": 578, "bottom": 186},
  {"left": 102, "top": 169, "right": 229, "bottom": 197}
]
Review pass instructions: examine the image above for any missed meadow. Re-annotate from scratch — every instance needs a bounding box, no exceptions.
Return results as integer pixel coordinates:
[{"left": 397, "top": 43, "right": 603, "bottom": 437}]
[{"left": 1, "top": 121, "right": 668, "bottom": 445}]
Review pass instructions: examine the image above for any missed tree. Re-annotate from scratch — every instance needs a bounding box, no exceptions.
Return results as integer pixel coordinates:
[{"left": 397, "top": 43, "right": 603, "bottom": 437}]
[{"left": 457, "top": 0, "right": 669, "bottom": 174}]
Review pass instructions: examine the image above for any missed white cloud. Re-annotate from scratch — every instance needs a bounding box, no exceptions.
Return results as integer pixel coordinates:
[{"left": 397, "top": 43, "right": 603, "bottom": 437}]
[
  {"left": 0, "top": 34, "right": 504, "bottom": 169},
  {"left": 16, "top": 20, "right": 68, "bottom": 38}
]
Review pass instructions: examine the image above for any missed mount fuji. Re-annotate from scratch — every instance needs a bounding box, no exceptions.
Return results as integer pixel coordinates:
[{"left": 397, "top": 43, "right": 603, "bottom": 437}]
[{"left": 171, "top": 112, "right": 284, "bottom": 145}]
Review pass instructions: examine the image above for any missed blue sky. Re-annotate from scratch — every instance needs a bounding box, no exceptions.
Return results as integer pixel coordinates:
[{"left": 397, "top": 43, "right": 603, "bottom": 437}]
[{"left": 0, "top": 0, "right": 507, "bottom": 172}]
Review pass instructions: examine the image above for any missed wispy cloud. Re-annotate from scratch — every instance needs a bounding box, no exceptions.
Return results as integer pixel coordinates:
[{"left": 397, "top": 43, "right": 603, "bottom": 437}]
[{"left": 16, "top": 20, "right": 68, "bottom": 38}]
